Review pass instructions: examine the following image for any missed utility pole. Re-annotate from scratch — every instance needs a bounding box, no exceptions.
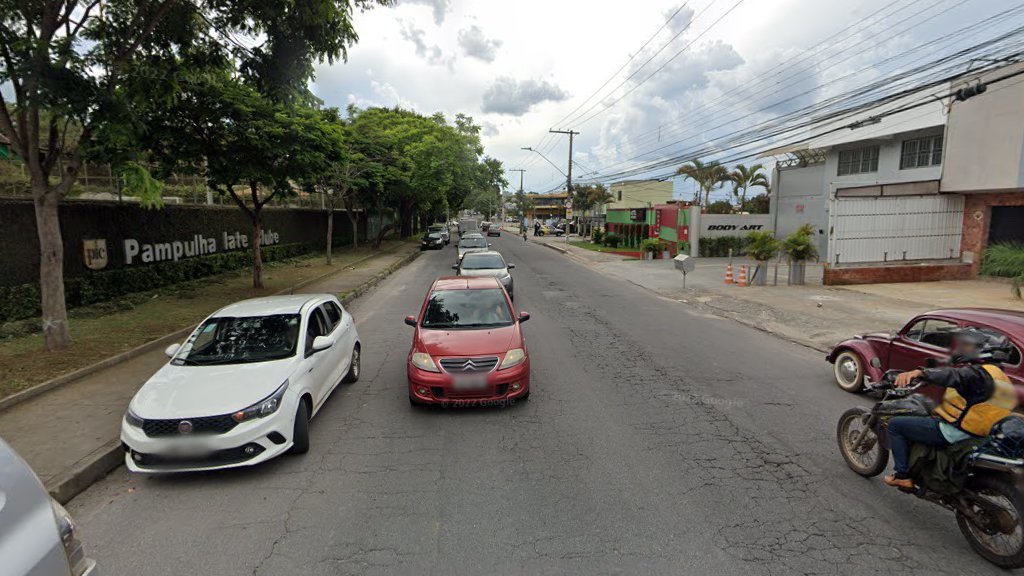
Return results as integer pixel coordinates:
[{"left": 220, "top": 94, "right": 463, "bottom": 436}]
[
  {"left": 509, "top": 168, "right": 526, "bottom": 227},
  {"left": 509, "top": 168, "right": 525, "bottom": 194},
  {"left": 550, "top": 129, "right": 579, "bottom": 236}
]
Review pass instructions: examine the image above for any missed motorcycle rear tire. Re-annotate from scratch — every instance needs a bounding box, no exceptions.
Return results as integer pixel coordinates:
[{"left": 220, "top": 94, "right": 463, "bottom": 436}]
[
  {"left": 837, "top": 407, "right": 888, "bottom": 477},
  {"left": 957, "top": 474, "right": 1024, "bottom": 569}
]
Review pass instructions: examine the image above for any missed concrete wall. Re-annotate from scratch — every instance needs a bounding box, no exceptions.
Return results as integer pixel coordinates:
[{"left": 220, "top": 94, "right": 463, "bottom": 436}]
[
  {"left": 824, "top": 262, "right": 973, "bottom": 285},
  {"left": 607, "top": 180, "right": 673, "bottom": 210},
  {"left": 942, "top": 62, "right": 1024, "bottom": 193},
  {"left": 771, "top": 162, "right": 828, "bottom": 260},
  {"left": 699, "top": 214, "right": 773, "bottom": 239}
]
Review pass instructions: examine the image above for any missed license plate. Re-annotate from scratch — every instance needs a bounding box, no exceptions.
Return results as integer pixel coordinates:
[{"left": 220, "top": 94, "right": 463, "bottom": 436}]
[
  {"left": 166, "top": 442, "right": 213, "bottom": 458},
  {"left": 452, "top": 375, "right": 488, "bottom": 390}
]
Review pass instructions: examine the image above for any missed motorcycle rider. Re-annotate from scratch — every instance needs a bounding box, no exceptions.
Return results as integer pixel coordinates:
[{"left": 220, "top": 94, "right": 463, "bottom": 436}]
[{"left": 884, "top": 328, "right": 1017, "bottom": 489}]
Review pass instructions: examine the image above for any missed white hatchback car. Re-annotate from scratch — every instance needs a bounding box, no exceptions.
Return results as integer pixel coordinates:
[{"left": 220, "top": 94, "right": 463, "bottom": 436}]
[{"left": 121, "top": 294, "right": 360, "bottom": 473}]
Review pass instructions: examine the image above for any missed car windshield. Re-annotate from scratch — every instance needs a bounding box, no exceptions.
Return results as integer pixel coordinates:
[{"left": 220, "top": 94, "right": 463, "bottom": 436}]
[
  {"left": 173, "top": 314, "right": 300, "bottom": 365},
  {"left": 428, "top": 226, "right": 444, "bottom": 232},
  {"left": 425, "top": 233, "right": 442, "bottom": 239},
  {"left": 421, "top": 289, "right": 513, "bottom": 329},
  {"left": 459, "top": 238, "right": 488, "bottom": 249},
  {"left": 461, "top": 253, "right": 505, "bottom": 270}
]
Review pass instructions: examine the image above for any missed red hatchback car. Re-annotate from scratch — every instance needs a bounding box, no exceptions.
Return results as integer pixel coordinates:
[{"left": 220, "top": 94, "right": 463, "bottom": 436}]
[
  {"left": 826, "top": 308, "right": 1024, "bottom": 400},
  {"left": 405, "top": 276, "right": 530, "bottom": 406}
]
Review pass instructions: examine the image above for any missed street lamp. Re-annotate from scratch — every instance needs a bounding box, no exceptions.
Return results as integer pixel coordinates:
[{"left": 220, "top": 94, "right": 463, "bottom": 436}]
[{"left": 521, "top": 147, "right": 567, "bottom": 177}]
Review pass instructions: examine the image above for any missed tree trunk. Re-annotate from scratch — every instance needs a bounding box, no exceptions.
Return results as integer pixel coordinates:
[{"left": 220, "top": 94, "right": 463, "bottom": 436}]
[
  {"left": 399, "top": 201, "right": 413, "bottom": 238},
  {"left": 348, "top": 212, "right": 359, "bottom": 250},
  {"left": 34, "top": 189, "right": 71, "bottom": 349},
  {"left": 252, "top": 208, "right": 264, "bottom": 289},
  {"left": 326, "top": 210, "right": 334, "bottom": 265}
]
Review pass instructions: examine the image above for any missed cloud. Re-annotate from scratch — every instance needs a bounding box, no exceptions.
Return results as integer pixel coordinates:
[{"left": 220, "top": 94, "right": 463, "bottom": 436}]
[
  {"left": 397, "top": 0, "right": 450, "bottom": 25},
  {"left": 481, "top": 77, "right": 569, "bottom": 116},
  {"left": 458, "top": 25, "right": 503, "bottom": 62},
  {"left": 398, "top": 21, "right": 452, "bottom": 68}
]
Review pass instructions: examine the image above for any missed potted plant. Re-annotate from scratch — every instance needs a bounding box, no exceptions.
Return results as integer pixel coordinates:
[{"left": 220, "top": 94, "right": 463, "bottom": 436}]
[
  {"left": 782, "top": 224, "right": 818, "bottom": 285},
  {"left": 604, "top": 233, "right": 621, "bottom": 248},
  {"left": 745, "top": 230, "right": 780, "bottom": 286},
  {"left": 591, "top": 228, "right": 605, "bottom": 245}
]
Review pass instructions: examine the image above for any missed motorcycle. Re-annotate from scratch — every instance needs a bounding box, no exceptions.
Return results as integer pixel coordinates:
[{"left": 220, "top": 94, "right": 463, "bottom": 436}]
[{"left": 836, "top": 370, "right": 1024, "bottom": 568}]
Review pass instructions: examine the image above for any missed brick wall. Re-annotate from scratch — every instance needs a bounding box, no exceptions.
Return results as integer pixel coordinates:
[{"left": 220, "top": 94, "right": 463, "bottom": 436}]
[
  {"left": 823, "top": 262, "right": 973, "bottom": 285},
  {"left": 962, "top": 191, "right": 1024, "bottom": 273}
]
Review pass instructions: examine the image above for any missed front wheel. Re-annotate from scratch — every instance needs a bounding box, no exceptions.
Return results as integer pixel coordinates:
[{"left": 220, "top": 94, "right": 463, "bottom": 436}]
[
  {"left": 836, "top": 407, "right": 888, "bottom": 477},
  {"left": 833, "top": 350, "right": 865, "bottom": 393},
  {"left": 958, "top": 475, "right": 1024, "bottom": 568},
  {"left": 342, "top": 344, "right": 360, "bottom": 383},
  {"left": 290, "top": 400, "right": 310, "bottom": 455}
]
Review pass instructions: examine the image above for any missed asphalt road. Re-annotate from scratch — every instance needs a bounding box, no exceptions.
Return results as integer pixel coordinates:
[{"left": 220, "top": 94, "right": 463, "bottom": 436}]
[{"left": 69, "top": 233, "right": 1007, "bottom": 575}]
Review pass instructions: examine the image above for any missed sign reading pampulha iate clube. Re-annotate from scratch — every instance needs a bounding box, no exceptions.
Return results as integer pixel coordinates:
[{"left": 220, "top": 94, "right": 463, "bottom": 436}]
[{"left": 82, "top": 229, "right": 281, "bottom": 270}]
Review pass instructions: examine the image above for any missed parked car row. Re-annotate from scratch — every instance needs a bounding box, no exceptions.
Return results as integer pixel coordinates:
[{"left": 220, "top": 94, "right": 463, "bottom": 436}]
[{"left": 113, "top": 220, "right": 527, "bottom": 475}]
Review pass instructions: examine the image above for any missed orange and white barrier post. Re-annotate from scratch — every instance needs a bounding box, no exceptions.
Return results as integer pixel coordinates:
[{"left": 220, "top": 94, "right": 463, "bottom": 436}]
[
  {"left": 724, "top": 264, "right": 734, "bottom": 284},
  {"left": 737, "top": 266, "right": 747, "bottom": 287}
]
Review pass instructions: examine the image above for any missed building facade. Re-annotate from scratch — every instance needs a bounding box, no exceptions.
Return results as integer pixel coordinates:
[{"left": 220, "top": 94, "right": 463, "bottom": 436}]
[{"left": 607, "top": 180, "right": 673, "bottom": 211}]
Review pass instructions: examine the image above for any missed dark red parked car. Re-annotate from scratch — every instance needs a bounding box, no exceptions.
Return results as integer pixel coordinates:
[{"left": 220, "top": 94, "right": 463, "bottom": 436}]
[
  {"left": 826, "top": 308, "right": 1024, "bottom": 401},
  {"left": 405, "top": 276, "right": 530, "bottom": 406}
]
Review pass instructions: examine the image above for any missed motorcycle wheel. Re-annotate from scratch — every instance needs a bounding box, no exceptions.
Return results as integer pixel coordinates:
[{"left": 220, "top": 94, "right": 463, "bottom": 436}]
[
  {"left": 836, "top": 407, "right": 888, "bottom": 477},
  {"left": 957, "top": 475, "right": 1024, "bottom": 569}
]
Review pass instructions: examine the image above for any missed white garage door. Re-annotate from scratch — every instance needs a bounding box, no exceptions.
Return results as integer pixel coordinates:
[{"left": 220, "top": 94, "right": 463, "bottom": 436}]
[{"left": 827, "top": 195, "right": 964, "bottom": 265}]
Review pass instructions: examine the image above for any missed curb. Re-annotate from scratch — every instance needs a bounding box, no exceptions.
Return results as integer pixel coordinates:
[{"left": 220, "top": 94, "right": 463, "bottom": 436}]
[
  {"left": 0, "top": 247, "right": 399, "bottom": 415},
  {"left": 539, "top": 241, "right": 570, "bottom": 255},
  {"left": 43, "top": 244, "right": 420, "bottom": 504}
]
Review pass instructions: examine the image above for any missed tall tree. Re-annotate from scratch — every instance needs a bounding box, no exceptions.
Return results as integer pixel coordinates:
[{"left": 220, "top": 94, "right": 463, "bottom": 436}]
[
  {"left": 0, "top": 0, "right": 390, "bottom": 349},
  {"left": 728, "top": 163, "right": 770, "bottom": 210},
  {"left": 571, "top": 183, "right": 613, "bottom": 237},
  {"left": 676, "top": 159, "right": 728, "bottom": 208}
]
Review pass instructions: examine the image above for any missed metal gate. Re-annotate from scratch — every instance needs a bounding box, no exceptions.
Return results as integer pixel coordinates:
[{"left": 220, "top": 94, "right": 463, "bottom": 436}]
[{"left": 827, "top": 195, "right": 964, "bottom": 265}]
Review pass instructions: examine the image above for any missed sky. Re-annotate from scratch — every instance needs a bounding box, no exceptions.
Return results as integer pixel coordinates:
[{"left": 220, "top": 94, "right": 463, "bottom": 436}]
[{"left": 310, "top": 0, "right": 1024, "bottom": 201}]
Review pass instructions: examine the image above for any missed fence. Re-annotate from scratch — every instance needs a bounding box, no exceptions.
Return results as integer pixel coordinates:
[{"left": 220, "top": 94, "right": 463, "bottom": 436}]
[
  {"left": 0, "top": 156, "right": 329, "bottom": 209},
  {"left": 827, "top": 194, "right": 964, "bottom": 265}
]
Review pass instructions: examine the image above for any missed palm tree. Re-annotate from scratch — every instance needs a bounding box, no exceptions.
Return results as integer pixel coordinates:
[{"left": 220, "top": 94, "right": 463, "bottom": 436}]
[
  {"left": 728, "top": 163, "right": 770, "bottom": 210},
  {"left": 571, "top": 183, "right": 614, "bottom": 237},
  {"left": 676, "top": 159, "right": 728, "bottom": 208}
]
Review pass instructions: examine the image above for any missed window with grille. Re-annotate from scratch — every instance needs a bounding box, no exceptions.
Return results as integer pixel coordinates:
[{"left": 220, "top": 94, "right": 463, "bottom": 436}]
[
  {"left": 837, "top": 146, "right": 879, "bottom": 176},
  {"left": 900, "top": 135, "right": 943, "bottom": 169}
]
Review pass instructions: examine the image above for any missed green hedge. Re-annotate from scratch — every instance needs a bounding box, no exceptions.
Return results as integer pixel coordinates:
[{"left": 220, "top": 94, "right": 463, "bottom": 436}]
[
  {"left": 699, "top": 235, "right": 751, "bottom": 258},
  {"left": 0, "top": 243, "right": 312, "bottom": 323}
]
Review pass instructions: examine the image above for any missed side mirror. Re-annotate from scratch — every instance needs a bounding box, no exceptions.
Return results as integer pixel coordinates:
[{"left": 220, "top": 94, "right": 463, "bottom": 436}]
[
  {"left": 507, "top": 263, "right": 515, "bottom": 269},
  {"left": 452, "top": 264, "right": 459, "bottom": 270},
  {"left": 311, "top": 335, "right": 334, "bottom": 353},
  {"left": 164, "top": 343, "right": 181, "bottom": 358},
  {"left": 404, "top": 315, "right": 417, "bottom": 327},
  {"left": 488, "top": 243, "right": 493, "bottom": 247},
  {"left": 518, "top": 311, "right": 531, "bottom": 323}
]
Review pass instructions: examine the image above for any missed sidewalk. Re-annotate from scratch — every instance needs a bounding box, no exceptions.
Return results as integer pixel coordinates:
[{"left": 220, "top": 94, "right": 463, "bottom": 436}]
[
  {"left": 0, "top": 242, "right": 420, "bottom": 502},
  {"left": 534, "top": 235, "right": 1024, "bottom": 352}
]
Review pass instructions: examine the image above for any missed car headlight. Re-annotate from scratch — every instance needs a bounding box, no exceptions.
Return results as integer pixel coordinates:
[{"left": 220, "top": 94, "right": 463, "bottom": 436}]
[
  {"left": 499, "top": 348, "right": 526, "bottom": 370},
  {"left": 411, "top": 352, "right": 439, "bottom": 372},
  {"left": 124, "top": 408, "right": 143, "bottom": 428},
  {"left": 232, "top": 380, "right": 289, "bottom": 423},
  {"left": 50, "top": 498, "right": 91, "bottom": 576}
]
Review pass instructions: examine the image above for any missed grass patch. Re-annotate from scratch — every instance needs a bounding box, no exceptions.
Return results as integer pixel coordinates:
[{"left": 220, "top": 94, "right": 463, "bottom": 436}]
[
  {"left": 569, "top": 240, "right": 635, "bottom": 253},
  {"left": 0, "top": 241, "right": 410, "bottom": 399},
  {"left": 982, "top": 242, "right": 1024, "bottom": 299}
]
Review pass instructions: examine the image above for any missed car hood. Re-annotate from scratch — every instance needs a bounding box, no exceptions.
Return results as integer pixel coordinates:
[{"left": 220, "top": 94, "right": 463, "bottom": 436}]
[
  {"left": 418, "top": 325, "right": 519, "bottom": 357},
  {"left": 131, "top": 359, "right": 295, "bottom": 418},
  {"left": 859, "top": 331, "right": 893, "bottom": 340}
]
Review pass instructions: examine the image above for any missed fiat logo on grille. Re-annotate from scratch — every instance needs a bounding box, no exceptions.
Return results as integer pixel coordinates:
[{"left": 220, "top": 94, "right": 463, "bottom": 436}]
[{"left": 178, "top": 420, "right": 194, "bottom": 434}]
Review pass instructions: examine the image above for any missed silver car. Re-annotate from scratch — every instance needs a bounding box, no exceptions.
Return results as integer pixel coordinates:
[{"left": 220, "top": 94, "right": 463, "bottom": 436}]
[
  {"left": 456, "top": 237, "right": 490, "bottom": 261},
  {"left": 0, "top": 438, "right": 98, "bottom": 575},
  {"left": 453, "top": 251, "right": 515, "bottom": 300}
]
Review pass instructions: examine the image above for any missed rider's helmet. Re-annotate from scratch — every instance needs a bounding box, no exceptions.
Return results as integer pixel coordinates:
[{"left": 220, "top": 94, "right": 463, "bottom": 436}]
[
  {"left": 985, "top": 415, "right": 1024, "bottom": 458},
  {"left": 950, "top": 327, "right": 1013, "bottom": 365}
]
